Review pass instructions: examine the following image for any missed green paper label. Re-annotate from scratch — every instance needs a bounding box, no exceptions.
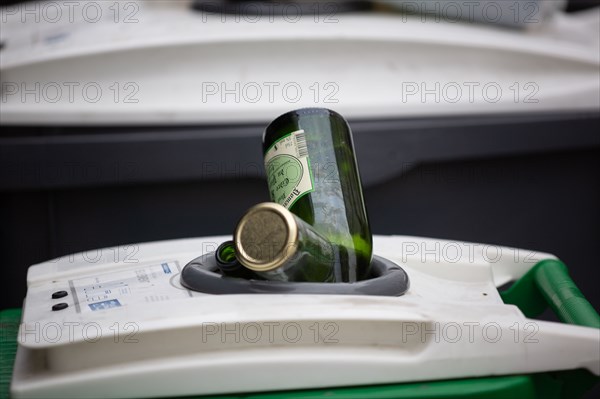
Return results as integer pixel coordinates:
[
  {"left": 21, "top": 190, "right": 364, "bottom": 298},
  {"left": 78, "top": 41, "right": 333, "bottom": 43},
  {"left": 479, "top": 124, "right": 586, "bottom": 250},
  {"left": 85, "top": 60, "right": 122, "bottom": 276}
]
[{"left": 264, "top": 129, "right": 314, "bottom": 209}]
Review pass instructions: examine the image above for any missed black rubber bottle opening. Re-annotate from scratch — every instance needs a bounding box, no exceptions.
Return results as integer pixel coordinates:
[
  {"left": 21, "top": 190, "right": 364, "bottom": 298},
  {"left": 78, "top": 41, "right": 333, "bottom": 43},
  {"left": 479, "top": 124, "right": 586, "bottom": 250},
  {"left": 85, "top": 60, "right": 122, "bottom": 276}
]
[{"left": 180, "top": 252, "right": 409, "bottom": 296}]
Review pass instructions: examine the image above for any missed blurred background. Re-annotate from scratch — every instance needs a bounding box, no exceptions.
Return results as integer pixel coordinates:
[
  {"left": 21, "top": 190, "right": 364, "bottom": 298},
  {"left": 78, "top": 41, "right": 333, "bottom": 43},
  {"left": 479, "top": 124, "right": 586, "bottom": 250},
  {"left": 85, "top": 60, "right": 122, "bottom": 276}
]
[{"left": 0, "top": 0, "right": 599, "bottom": 317}]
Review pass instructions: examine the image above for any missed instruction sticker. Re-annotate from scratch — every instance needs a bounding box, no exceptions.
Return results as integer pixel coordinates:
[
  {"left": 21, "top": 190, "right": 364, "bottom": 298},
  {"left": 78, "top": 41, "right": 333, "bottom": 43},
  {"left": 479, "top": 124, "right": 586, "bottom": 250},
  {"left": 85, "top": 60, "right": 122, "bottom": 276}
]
[{"left": 69, "top": 261, "right": 192, "bottom": 313}]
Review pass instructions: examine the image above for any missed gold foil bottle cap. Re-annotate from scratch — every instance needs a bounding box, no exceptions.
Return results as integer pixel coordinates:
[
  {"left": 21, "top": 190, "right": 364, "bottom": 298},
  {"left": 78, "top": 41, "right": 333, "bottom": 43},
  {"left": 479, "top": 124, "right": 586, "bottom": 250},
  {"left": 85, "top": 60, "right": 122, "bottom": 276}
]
[{"left": 234, "top": 202, "right": 298, "bottom": 271}]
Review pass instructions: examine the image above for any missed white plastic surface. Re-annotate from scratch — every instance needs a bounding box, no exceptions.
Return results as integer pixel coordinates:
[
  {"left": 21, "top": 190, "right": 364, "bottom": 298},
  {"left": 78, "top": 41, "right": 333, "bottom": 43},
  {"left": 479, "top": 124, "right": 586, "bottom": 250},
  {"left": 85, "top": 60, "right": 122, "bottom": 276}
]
[
  {"left": 1, "top": 1, "right": 599, "bottom": 125},
  {"left": 10, "top": 235, "right": 600, "bottom": 399}
]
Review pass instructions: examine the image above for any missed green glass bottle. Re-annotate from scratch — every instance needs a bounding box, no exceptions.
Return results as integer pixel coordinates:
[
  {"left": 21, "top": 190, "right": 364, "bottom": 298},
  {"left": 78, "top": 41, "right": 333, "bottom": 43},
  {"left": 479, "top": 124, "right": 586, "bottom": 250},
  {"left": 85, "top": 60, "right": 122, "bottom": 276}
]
[
  {"left": 215, "top": 241, "right": 259, "bottom": 280},
  {"left": 262, "top": 108, "right": 372, "bottom": 282},
  {"left": 234, "top": 202, "right": 336, "bottom": 282}
]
